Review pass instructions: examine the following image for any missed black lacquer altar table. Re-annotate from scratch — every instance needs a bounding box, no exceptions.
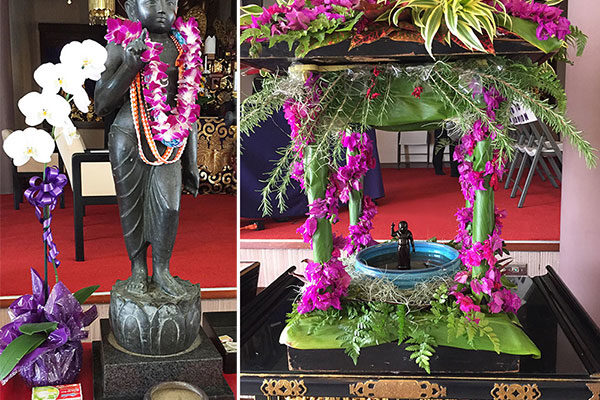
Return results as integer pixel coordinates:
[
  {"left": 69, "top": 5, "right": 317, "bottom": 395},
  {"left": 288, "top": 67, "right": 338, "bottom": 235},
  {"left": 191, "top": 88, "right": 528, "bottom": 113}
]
[{"left": 240, "top": 266, "right": 600, "bottom": 400}]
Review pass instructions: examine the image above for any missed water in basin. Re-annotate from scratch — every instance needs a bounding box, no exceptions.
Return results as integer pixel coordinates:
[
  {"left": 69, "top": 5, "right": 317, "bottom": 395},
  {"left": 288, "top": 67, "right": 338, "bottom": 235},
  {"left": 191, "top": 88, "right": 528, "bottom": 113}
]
[{"left": 354, "top": 242, "right": 461, "bottom": 288}]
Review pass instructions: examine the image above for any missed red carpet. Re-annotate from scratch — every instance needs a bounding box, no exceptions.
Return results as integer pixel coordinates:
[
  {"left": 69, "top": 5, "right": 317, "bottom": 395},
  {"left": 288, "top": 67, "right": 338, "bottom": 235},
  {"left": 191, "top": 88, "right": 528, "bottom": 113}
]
[
  {"left": 241, "top": 167, "right": 561, "bottom": 242},
  {"left": 0, "top": 190, "right": 236, "bottom": 297}
]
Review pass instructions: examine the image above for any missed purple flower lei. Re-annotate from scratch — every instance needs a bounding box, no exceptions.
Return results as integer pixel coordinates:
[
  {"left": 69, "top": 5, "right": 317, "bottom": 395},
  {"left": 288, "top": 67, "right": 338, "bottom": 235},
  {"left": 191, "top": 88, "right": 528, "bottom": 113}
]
[
  {"left": 486, "top": 0, "right": 571, "bottom": 41},
  {"left": 451, "top": 85, "right": 521, "bottom": 320},
  {"left": 293, "top": 128, "right": 378, "bottom": 313},
  {"left": 286, "top": 75, "right": 381, "bottom": 314},
  {"left": 105, "top": 17, "right": 204, "bottom": 147},
  {"left": 283, "top": 73, "right": 323, "bottom": 187},
  {"left": 338, "top": 130, "right": 378, "bottom": 255},
  {"left": 241, "top": 0, "right": 361, "bottom": 39}
]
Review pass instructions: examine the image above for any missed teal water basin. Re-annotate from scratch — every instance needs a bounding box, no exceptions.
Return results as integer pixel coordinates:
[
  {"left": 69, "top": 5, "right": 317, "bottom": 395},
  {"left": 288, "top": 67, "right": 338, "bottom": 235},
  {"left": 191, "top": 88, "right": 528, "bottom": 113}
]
[{"left": 354, "top": 242, "right": 461, "bottom": 289}]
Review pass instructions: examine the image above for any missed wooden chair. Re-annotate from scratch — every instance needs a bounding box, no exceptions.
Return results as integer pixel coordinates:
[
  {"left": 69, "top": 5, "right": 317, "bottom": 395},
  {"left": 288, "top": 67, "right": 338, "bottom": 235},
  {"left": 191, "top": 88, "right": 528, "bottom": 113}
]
[
  {"left": 54, "top": 127, "right": 117, "bottom": 261},
  {"left": 2, "top": 129, "right": 64, "bottom": 210}
]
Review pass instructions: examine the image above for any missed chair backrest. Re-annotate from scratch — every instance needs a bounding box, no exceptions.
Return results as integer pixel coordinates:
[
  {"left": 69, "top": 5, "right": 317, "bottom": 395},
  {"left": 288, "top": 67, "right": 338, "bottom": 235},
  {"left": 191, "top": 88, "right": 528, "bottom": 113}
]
[
  {"left": 55, "top": 127, "right": 116, "bottom": 197},
  {"left": 2, "top": 129, "right": 60, "bottom": 173},
  {"left": 54, "top": 127, "right": 86, "bottom": 186}
]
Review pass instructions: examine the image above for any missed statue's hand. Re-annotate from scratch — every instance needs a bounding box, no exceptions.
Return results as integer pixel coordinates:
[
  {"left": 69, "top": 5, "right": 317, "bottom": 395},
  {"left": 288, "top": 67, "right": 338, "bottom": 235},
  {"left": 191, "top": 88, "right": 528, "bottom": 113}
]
[
  {"left": 183, "top": 165, "right": 200, "bottom": 197},
  {"left": 124, "top": 28, "right": 148, "bottom": 71}
]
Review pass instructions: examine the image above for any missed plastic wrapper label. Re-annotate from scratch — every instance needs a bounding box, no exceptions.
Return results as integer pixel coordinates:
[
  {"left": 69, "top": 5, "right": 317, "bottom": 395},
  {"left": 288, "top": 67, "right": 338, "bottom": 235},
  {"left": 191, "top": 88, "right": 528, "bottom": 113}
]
[{"left": 32, "top": 383, "right": 82, "bottom": 400}]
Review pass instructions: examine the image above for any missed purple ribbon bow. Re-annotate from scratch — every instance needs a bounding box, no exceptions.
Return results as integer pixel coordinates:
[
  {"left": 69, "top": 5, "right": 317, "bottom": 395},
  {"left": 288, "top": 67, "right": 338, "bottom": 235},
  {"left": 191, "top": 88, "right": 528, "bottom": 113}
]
[{"left": 24, "top": 167, "right": 68, "bottom": 268}]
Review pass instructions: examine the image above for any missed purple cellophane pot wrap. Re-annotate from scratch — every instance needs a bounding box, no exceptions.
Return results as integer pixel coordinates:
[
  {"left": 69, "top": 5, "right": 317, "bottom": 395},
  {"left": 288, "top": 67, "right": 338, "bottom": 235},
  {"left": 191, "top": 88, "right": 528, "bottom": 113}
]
[
  {"left": 0, "top": 269, "right": 97, "bottom": 386},
  {"left": 19, "top": 341, "right": 83, "bottom": 387}
]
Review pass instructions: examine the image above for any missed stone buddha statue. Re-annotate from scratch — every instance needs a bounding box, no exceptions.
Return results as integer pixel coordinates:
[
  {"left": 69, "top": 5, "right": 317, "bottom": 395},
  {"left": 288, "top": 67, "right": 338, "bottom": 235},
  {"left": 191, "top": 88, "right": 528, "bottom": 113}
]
[{"left": 94, "top": 0, "right": 199, "bottom": 298}]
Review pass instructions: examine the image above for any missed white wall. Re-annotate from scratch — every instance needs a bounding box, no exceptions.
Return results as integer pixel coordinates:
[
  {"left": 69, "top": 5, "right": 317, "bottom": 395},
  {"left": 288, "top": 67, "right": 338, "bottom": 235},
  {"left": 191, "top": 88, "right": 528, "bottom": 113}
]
[{"left": 559, "top": 2, "right": 600, "bottom": 325}]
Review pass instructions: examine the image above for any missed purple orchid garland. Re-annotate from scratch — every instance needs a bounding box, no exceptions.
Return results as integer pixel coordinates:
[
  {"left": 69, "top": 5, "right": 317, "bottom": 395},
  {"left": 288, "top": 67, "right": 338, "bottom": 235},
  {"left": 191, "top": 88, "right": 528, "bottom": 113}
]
[
  {"left": 242, "top": 0, "right": 363, "bottom": 39},
  {"left": 451, "top": 85, "right": 521, "bottom": 320},
  {"left": 105, "top": 17, "right": 204, "bottom": 147},
  {"left": 285, "top": 74, "right": 380, "bottom": 314},
  {"left": 338, "top": 130, "right": 378, "bottom": 255},
  {"left": 486, "top": 0, "right": 571, "bottom": 40}
]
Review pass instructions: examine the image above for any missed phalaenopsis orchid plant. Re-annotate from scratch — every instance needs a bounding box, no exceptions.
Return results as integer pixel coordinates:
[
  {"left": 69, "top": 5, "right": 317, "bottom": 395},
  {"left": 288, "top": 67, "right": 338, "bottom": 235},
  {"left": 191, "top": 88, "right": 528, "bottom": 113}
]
[{"left": 0, "top": 39, "right": 106, "bottom": 386}]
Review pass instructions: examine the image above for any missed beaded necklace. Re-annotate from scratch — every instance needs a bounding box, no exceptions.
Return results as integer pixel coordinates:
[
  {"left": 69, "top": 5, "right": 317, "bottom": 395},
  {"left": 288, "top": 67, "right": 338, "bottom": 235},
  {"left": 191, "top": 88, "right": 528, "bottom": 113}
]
[
  {"left": 105, "top": 18, "right": 203, "bottom": 166},
  {"left": 130, "top": 34, "right": 185, "bottom": 165}
]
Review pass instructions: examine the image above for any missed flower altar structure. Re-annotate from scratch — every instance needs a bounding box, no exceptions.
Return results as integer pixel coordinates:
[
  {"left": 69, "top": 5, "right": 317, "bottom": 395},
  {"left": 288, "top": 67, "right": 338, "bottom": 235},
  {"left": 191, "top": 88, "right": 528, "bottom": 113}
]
[{"left": 241, "top": 0, "right": 597, "bottom": 377}]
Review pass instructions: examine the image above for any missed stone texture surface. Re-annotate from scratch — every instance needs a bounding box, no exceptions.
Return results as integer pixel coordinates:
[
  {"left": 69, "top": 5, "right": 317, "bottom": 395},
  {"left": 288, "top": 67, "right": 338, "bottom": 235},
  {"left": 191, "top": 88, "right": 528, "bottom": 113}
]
[
  {"left": 94, "top": 319, "right": 233, "bottom": 400},
  {"left": 110, "top": 278, "right": 201, "bottom": 355}
]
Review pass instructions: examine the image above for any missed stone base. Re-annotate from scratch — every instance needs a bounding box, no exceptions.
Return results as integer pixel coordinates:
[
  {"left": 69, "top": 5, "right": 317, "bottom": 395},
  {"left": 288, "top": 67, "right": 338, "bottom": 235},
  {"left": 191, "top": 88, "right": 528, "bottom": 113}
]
[
  {"left": 93, "top": 319, "right": 233, "bottom": 400},
  {"left": 110, "top": 277, "right": 202, "bottom": 355}
]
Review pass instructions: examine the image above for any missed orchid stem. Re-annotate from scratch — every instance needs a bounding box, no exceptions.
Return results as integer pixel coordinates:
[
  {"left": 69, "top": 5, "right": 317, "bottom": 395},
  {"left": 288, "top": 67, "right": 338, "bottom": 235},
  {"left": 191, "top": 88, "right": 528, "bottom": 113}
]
[
  {"left": 50, "top": 125, "right": 59, "bottom": 284},
  {"left": 42, "top": 163, "right": 48, "bottom": 300}
]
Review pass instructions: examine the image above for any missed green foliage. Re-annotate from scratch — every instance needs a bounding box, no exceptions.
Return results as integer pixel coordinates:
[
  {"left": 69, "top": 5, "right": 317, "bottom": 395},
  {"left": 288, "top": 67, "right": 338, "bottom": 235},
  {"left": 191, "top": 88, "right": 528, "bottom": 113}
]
[
  {"left": 240, "top": 4, "right": 363, "bottom": 58},
  {"left": 286, "top": 287, "right": 512, "bottom": 373},
  {"left": 405, "top": 329, "right": 436, "bottom": 373},
  {"left": 336, "top": 301, "right": 405, "bottom": 363},
  {"left": 73, "top": 285, "right": 100, "bottom": 305},
  {"left": 241, "top": 57, "right": 597, "bottom": 216},
  {"left": 378, "top": 0, "right": 506, "bottom": 58},
  {"left": 464, "top": 58, "right": 597, "bottom": 167},
  {"left": 240, "top": 74, "right": 288, "bottom": 137},
  {"left": 18, "top": 322, "right": 58, "bottom": 336},
  {"left": 554, "top": 25, "right": 588, "bottom": 65},
  {"left": 0, "top": 333, "right": 48, "bottom": 381}
]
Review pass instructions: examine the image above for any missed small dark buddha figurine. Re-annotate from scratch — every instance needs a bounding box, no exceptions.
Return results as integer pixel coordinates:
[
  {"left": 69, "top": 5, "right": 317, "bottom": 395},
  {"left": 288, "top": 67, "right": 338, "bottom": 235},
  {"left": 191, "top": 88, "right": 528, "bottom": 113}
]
[
  {"left": 94, "top": 0, "right": 199, "bottom": 297},
  {"left": 391, "top": 221, "right": 415, "bottom": 270}
]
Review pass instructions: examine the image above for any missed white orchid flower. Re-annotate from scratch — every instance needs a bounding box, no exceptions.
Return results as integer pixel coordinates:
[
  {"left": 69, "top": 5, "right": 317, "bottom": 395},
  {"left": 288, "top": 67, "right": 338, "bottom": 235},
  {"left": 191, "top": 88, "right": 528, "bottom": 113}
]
[
  {"left": 33, "top": 63, "right": 92, "bottom": 113},
  {"left": 60, "top": 39, "right": 108, "bottom": 81},
  {"left": 72, "top": 87, "right": 91, "bottom": 113},
  {"left": 33, "top": 62, "right": 85, "bottom": 95},
  {"left": 18, "top": 92, "right": 71, "bottom": 127},
  {"left": 2, "top": 128, "right": 55, "bottom": 167},
  {"left": 59, "top": 119, "right": 80, "bottom": 146}
]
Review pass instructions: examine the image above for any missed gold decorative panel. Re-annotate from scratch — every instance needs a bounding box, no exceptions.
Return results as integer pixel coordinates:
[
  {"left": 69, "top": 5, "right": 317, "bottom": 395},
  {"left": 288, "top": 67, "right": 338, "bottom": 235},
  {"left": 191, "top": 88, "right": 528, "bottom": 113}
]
[
  {"left": 490, "top": 383, "right": 541, "bottom": 400},
  {"left": 587, "top": 382, "right": 600, "bottom": 400},
  {"left": 261, "top": 379, "right": 308, "bottom": 397},
  {"left": 197, "top": 118, "right": 236, "bottom": 195},
  {"left": 349, "top": 379, "right": 447, "bottom": 399}
]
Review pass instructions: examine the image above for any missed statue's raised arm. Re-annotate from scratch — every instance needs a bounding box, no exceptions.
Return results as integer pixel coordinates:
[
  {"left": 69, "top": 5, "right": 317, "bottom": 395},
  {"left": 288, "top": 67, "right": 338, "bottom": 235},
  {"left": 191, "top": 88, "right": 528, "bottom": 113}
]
[{"left": 94, "top": 28, "right": 148, "bottom": 116}]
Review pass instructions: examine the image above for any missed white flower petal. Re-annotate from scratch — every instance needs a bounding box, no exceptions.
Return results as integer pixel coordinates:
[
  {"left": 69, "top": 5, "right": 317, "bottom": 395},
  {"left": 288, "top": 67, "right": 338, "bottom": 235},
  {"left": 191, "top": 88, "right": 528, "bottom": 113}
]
[
  {"left": 73, "top": 89, "right": 91, "bottom": 113},
  {"left": 81, "top": 39, "right": 108, "bottom": 80},
  {"left": 3, "top": 130, "right": 28, "bottom": 165},
  {"left": 27, "top": 128, "right": 55, "bottom": 163},
  {"left": 60, "top": 119, "right": 78, "bottom": 146},
  {"left": 18, "top": 92, "right": 45, "bottom": 126},
  {"left": 56, "top": 63, "right": 85, "bottom": 95},
  {"left": 34, "top": 63, "right": 60, "bottom": 94},
  {"left": 59, "top": 41, "right": 82, "bottom": 67},
  {"left": 45, "top": 94, "right": 72, "bottom": 127},
  {"left": 2, "top": 128, "right": 55, "bottom": 166}
]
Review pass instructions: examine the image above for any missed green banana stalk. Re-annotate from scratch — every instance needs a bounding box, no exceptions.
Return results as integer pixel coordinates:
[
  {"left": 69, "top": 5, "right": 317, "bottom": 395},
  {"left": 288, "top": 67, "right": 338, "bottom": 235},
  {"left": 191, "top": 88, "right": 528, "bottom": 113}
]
[{"left": 304, "top": 145, "right": 334, "bottom": 264}]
